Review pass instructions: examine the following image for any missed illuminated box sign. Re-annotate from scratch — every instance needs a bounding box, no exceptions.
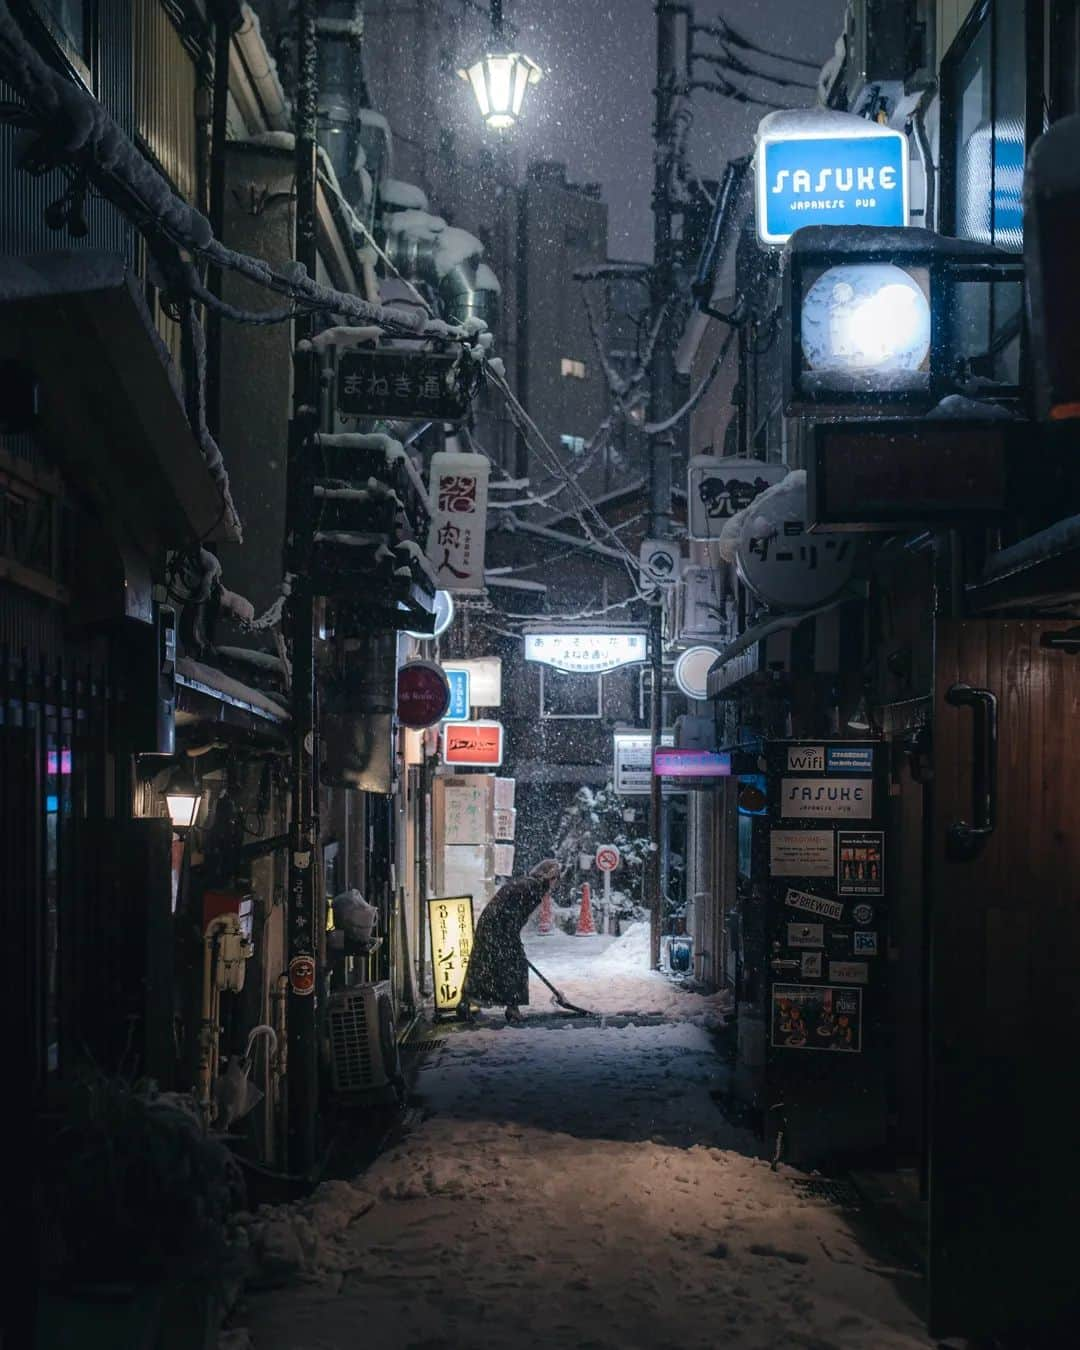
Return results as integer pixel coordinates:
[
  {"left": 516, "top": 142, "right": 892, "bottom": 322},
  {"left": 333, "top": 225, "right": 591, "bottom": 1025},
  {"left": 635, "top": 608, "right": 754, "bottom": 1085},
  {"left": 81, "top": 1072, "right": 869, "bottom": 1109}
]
[
  {"left": 427, "top": 895, "right": 475, "bottom": 1015},
  {"left": 337, "top": 348, "right": 473, "bottom": 422},
  {"left": 756, "top": 123, "right": 908, "bottom": 245},
  {"left": 442, "top": 719, "right": 504, "bottom": 767},
  {"left": 806, "top": 420, "right": 1013, "bottom": 532},
  {"left": 614, "top": 731, "right": 677, "bottom": 796},
  {"left": 443, "top": 668, "right": 471, "bottom": 721},
  {"left": 653, "top": 748, "right": 732, "bottom": 779},
  {"left": 524, "top": 630, "right": 648, "bottom": 675}
]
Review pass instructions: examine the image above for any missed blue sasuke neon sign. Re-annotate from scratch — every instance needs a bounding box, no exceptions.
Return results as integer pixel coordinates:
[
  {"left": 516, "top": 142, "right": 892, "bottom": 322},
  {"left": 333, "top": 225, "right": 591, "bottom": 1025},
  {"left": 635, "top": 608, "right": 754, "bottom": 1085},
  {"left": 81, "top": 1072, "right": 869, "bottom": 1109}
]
[{"left": 756, "top": 127, "right": 909, "bottom": 245}]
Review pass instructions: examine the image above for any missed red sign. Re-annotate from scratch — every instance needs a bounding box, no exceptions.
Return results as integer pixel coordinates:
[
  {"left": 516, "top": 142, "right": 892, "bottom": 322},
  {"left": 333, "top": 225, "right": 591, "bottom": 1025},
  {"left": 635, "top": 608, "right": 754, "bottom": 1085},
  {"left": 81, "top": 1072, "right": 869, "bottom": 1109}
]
[
  {"left": 442, "top": 719, "right": 504, "bottom": 767},
  {"left": 288, "top": 954, "right": 316, "bottom": 996},
  {"left": 397, "top": 659, "right": 451, "bottom": 729},
  {"left": 595, "top": 845, "right": 620, "bottom": 872}
]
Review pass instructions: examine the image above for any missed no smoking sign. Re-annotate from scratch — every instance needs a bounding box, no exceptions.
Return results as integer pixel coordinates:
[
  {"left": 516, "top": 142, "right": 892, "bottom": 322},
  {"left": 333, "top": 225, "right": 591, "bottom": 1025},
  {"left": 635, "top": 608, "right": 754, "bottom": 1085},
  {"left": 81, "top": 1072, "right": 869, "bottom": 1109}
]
[{"left": 595, "top": 846, "right": 620, "bottom": 872}]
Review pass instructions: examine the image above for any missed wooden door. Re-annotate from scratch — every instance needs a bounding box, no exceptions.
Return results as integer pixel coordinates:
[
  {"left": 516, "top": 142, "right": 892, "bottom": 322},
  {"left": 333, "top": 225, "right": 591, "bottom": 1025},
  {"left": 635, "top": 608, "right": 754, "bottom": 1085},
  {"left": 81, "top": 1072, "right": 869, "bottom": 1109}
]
[{"left": 929, "top": 620, "right": 1080, "bottom": 1337}]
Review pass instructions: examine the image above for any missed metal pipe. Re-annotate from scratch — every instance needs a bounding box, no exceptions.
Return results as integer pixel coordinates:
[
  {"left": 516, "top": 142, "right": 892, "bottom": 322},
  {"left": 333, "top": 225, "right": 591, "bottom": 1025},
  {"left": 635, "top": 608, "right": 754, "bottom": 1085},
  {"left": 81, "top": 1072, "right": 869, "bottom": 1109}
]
[
  {"left": 647, "top": 1, "right": 684, "bottom": 968},
  {"left": 285, "top": 0, "right": 321, "bottom": 1179}
]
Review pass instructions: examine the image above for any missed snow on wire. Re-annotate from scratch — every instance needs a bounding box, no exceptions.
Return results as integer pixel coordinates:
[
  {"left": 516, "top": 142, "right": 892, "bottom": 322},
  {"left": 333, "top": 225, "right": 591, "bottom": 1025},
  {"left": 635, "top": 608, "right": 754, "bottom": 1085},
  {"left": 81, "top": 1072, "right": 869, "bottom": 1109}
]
[{"left": 0, "top": 2, "right": 469, "bottom": 342}]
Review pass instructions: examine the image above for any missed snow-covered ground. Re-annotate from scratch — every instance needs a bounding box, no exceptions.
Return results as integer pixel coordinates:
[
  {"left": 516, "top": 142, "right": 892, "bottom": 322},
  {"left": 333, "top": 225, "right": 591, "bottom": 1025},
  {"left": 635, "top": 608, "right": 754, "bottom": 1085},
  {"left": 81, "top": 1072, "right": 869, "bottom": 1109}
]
[
  {"left": 236, "top": 926, "right": 931, "bottom": 1350},
  {"left": 522, "top": 923, "right": 730, "bottom": 1023}
]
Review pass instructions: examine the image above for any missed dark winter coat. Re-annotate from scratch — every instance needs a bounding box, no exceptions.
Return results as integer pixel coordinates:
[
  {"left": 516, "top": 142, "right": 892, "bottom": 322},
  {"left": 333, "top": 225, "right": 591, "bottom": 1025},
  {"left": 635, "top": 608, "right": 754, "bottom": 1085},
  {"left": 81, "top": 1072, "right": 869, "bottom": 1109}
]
[{"left": 462, "top": 876, "right": 545, "bottom": 1007}]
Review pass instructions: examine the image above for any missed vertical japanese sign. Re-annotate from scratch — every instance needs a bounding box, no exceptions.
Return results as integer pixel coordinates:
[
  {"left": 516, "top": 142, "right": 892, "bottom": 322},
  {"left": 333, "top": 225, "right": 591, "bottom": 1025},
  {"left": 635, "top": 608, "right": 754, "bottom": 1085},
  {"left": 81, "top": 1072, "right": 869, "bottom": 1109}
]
[
  {"left": 443, "top": 779, "right": 489, "bottom": 845},
  {"left": 427, "top": 895, "right": 475, "bottom": 1016},
  {"left": 426, "top": 452, "right": 490, "bottom": 593}
]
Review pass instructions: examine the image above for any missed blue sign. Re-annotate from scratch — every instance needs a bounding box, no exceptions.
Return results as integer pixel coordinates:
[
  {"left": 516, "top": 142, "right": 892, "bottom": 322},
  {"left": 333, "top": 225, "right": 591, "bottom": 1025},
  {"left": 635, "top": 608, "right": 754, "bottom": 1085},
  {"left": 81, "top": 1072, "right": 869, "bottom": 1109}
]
[
  {"left": 827, "top": 745, "right": 874, "bottom": 774},
  {"left": 756, "top": 131, "right": 908, "bottom": 244},
  {"left": 443, "top": 668, "right": 470, "bottom": 722}
]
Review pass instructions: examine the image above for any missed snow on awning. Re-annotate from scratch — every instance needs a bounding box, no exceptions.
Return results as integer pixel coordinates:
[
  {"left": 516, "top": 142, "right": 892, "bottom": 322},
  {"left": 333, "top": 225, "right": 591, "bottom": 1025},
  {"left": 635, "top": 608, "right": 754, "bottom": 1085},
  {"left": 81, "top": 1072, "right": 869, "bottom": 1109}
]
[
  {"left": 177, "top": 657, "right": 289, "bottom": 723},
  {"left": 0, "top": 251, "right": 241, "bottom": 548}
]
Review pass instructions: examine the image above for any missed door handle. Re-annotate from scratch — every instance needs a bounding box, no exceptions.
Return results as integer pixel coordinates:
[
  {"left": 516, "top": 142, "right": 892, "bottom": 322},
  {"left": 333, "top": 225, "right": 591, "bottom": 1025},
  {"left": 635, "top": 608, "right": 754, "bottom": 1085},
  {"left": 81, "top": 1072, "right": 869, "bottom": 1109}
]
[{"left": 945, "top": 682, "right": 997, "bottom": 860}]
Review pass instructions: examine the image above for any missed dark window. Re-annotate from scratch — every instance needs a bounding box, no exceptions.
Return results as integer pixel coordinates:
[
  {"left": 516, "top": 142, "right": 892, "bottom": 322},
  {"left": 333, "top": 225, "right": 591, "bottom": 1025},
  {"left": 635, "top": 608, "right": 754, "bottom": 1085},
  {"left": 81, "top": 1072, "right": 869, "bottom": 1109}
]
[
  {"left": 941, "top": 0, "right": 1029, "bottom": 386},
  {"left": 540, "top": 668, "right": 602, "bottom": 719},
  {"left": 29, "top": 0, "right": 91, "bottom": 77},
  {"left": 942, "top": 0, "right": 1027, "bottom": 253}
]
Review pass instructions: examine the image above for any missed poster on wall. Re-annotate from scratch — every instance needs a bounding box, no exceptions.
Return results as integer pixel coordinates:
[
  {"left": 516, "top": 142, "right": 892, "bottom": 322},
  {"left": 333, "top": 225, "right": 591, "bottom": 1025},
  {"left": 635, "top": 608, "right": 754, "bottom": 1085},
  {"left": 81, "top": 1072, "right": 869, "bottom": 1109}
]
[
  {"left": 443, "top": 779, "right": 489, "bottom": 845},
  {"left": 837, "top": 830, "right": 885, "bottom": 895},
  {"left": 770, "top": 983, "right": 862, "bottom": 1052},
  {"left": 769, "top": 829, "right": 834, "bottom": 876},
  {"left": 779, "top": 778, "right": 872, "bottom": 820},
  {"left": 427, "top": 895, "right": 476, "bottom": 1016}
]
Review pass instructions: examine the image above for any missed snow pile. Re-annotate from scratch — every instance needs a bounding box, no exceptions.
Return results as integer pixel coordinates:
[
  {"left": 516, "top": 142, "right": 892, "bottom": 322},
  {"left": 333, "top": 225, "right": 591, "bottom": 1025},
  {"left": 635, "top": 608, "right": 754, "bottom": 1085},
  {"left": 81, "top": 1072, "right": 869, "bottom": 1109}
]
[
  {"left": 231, "top": 1179, "right": 376, "bottom": 1289},
  {"left": 522, "top": 924, "right": 730, "bottom": 1024},
  {"left": 743, "top": 468, "right": 805, "bottom": 540},
  {"left": 380, "top": 178, "right": 428, "bottom": 211}
]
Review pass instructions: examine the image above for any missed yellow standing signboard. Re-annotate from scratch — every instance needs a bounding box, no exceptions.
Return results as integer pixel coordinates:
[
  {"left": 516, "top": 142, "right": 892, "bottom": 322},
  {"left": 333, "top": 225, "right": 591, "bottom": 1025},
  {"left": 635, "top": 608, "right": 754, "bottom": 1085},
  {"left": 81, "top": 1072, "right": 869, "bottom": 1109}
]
[{"left": 426, "top": 895, "right": 475, "bottom": 1017}]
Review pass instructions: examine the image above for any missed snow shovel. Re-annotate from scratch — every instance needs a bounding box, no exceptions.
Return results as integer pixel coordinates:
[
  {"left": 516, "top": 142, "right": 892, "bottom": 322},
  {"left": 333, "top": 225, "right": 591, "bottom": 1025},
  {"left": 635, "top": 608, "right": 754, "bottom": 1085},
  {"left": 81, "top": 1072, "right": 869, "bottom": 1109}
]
[{"left": 526, "top": 958, "right": 598, "bottom": 1018}]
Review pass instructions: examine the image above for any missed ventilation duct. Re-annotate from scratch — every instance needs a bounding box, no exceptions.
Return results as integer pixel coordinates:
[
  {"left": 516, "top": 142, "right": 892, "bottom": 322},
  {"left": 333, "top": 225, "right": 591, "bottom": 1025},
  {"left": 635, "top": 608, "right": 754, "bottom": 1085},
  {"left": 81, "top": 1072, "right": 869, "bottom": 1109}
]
[{"left": 381, "top": 212, "right": 501, "bottom": 329}]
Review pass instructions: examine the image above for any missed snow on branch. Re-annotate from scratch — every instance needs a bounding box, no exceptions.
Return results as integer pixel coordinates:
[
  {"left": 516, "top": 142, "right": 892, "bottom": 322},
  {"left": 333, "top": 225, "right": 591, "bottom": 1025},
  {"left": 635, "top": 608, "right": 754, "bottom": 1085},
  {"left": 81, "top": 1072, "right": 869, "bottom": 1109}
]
[{"left": 643, "top": 319, "right": 739, "bottom": 437}]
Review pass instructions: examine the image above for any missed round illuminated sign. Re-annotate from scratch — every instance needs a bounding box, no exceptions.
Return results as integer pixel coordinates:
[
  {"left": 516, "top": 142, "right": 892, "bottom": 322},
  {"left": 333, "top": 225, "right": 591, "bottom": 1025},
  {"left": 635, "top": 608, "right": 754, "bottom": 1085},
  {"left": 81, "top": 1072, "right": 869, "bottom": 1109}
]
[
  {"left": 735, "top": 475, "right": 856, "bottom": 613},
  {"left": 405, "top": 589, "right": 454, "bottom": 641},
  {"left": 801, "top": 263, "right": 930, "bottom": 375},
  {"left": 674, "top": 646, "right": 721, "bottom": 700},
  {"left": 397, "top": 659, "right": 451, "bottom": 729}
]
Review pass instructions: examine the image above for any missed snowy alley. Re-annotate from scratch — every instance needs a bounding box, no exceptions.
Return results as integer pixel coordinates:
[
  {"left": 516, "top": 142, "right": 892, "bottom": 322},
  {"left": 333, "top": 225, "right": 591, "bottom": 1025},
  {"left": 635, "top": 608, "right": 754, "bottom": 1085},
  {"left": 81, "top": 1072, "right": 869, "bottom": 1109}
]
[{"left": 236, "top": 928, "right": 932, "bottom": 1350}]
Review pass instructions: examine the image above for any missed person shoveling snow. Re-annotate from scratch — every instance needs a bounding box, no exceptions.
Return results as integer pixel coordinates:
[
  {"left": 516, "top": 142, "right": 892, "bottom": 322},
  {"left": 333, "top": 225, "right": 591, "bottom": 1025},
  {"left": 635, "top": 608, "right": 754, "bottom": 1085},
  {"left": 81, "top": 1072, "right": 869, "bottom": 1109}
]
[{"left": 460, "top": 859, "right": 563, "bottom": 1023}]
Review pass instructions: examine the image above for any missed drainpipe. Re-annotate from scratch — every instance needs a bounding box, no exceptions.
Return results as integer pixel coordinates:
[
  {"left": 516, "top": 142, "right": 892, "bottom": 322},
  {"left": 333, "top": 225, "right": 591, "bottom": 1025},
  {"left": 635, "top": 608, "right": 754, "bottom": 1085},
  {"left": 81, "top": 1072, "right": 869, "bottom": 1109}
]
[{"left": 315, "top": 1, "right": 367, "bottom": 205}]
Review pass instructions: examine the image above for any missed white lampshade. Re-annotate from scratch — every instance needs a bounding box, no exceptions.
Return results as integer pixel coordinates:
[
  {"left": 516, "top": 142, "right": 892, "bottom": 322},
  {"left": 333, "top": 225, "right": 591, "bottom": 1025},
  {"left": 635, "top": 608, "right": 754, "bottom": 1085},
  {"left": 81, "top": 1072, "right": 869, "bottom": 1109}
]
[
  {"left": 458, "top": 50, "right": 542, "bottom": 130},
  {"left": 164, "top": 767, "right": 201, "bottom": 830}
]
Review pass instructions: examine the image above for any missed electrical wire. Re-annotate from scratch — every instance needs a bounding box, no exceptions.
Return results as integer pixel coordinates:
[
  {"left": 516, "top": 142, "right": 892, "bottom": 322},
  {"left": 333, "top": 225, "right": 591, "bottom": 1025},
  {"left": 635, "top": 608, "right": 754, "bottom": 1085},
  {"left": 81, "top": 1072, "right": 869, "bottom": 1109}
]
[
  {"left": 694, "top": 47, "right": 817, "bottom": 91},
  {"left": 694, "top": 17, "right": 828, "bottom": 70}
]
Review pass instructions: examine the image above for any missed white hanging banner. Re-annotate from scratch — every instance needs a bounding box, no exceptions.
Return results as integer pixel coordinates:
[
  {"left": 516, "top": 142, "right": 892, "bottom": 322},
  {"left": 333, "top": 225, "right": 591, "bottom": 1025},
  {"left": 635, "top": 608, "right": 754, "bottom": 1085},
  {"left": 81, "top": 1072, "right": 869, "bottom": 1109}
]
[
  {"left": 688, "top": 456, "right": 788, "bottom": 541},
  {"left": 426, "top": 452, "right": 490, "bottom": 593}
]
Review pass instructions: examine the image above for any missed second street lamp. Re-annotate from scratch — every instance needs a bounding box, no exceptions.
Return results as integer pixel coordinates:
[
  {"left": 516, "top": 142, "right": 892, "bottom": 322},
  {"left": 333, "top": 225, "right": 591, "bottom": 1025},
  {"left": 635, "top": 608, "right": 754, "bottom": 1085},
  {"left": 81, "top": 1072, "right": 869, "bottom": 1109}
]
[{"left": 458, "top": 0, "right": 541, "bottom": 131}]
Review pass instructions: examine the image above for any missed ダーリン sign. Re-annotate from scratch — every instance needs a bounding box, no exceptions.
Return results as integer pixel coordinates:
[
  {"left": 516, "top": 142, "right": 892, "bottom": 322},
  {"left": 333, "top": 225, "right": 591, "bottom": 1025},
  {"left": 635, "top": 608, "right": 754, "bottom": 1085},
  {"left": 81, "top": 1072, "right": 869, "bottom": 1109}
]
[
  {"left": 442, "top": 719, "right": 504, "bottom": 767},
  {"left": 427, "top": 895, "right": 475, "bottom": 1016},
  {"left": 755, "top": 109, "right": 908, "bottom": 246}
]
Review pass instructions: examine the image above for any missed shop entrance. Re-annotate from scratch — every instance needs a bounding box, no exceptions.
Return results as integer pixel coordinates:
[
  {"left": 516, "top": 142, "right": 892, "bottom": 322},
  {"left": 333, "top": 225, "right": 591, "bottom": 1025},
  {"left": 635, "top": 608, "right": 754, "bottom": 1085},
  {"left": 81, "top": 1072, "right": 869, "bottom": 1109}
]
[{"left": 928, "top": 619, "right": 1080, "bottom": 1337}]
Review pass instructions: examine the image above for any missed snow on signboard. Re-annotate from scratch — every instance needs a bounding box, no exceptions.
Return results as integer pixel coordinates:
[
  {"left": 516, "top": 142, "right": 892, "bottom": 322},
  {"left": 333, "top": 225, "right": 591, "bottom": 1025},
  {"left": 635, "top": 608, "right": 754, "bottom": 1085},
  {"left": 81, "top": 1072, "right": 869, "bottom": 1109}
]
[
  {"left": 754, "top": 109, "right": 909, "bottom": 247},
  {"left": 687, "top": 456, "right": 787, "bottom": 541},
  {"left": 426, "top": 451, "right": 489, "bottom": 593}
]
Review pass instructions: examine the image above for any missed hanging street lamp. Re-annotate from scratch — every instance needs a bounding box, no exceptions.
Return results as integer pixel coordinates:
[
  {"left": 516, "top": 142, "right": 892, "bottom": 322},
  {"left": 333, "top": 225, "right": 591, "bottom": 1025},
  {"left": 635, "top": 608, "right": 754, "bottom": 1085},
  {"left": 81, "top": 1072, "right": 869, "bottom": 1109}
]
[
  {"left": 458, "top": 0, "right": 542, "bottom": 131},
  {"left": 163, "top": 764, "right": 202, "bottom": 832}
]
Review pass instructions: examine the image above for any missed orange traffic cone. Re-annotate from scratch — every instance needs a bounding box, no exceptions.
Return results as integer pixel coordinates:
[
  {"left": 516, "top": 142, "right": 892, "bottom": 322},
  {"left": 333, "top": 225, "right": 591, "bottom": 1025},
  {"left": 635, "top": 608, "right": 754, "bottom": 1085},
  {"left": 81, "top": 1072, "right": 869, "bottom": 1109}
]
[
  {"left": 576, "top": 881, "right": 597, "bottom": 936},
  {"left": 537, "top": 887, "right": 554, "bottom": 935}
]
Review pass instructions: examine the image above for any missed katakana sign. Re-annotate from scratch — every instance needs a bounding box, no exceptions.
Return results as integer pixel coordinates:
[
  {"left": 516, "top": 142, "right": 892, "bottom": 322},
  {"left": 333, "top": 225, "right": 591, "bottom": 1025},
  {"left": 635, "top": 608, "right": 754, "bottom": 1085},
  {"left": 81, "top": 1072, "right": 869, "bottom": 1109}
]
[
  {"left": 426, "top": 451, "right": 490, "bottom": 593},
  {"left": 337, "top": 349, "right": 473, "bottom": 421},
  {"left": 427, "top": 895, "right": 475, "bottom": 1016},
  {"left": 735, "top": 475, "right": 855, "bottom": 612},
  {"left": 442, "top": 719, "right": 504, "bottom": 767}
]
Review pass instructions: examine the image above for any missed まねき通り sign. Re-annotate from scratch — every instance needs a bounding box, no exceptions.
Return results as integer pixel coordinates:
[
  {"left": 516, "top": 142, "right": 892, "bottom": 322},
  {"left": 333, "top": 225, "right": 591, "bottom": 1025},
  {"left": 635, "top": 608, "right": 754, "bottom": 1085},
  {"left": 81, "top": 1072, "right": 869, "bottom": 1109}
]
[{"left": 755, "top": 109, "right": 909, "bottom": 246}]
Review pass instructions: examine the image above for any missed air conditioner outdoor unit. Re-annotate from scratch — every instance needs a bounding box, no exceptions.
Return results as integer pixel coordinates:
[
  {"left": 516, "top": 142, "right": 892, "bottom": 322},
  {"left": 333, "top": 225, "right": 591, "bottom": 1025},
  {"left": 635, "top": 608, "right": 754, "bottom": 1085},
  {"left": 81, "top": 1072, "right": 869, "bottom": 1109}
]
[{"left": 327, "top": 980, "right": 402, "bottom": 1095}]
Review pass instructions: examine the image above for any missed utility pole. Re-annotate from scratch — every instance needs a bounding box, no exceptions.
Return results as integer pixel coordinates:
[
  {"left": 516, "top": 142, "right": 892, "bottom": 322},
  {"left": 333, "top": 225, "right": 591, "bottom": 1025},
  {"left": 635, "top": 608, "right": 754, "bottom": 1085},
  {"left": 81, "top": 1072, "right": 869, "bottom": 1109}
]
[
  {"left": 647, "top": 2, "right": 684, "bottom": 969},
  {"left": 285, "top": 0, "right": 320, "bottom": 1177}
]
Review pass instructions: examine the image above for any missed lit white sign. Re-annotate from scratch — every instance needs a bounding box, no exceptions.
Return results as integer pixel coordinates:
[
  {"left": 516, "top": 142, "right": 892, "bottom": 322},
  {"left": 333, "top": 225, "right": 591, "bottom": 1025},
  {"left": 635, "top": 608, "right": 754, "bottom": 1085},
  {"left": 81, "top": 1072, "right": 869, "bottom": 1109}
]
[
  {"left": 674, "top": 646, "right": 721, "bottom": 701},
  {"left": 443, "top": 656, "right": 502, "bottom": 706},
  {"left": 614, "top": 731, "right": 676, "bottom": 796},
  {"left": 525, "top": 631, "right": 647, "bottom": 675}
]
